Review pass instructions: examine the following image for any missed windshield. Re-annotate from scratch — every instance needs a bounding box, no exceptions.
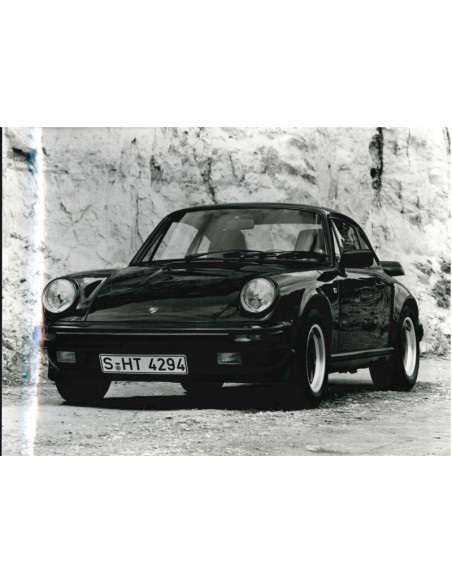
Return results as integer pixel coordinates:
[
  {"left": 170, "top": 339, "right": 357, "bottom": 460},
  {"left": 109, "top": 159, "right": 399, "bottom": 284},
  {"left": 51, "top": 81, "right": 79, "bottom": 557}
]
[{"left": 140, "top": 207, "right": 328, "bottom": 263}]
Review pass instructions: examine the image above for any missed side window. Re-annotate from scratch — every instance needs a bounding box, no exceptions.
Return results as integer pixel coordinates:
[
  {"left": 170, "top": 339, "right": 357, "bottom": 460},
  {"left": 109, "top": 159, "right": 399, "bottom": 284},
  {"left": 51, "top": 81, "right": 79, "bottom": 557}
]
[
  {"left": 355, "top": 226, "right": 370, "bottom": 250},
  {"left": 331, "top": 218, "right": 379, "bottom": 268},
  {"left": 331, "top": 222, "right": 342, "bottom": 262},
  {"left": 355, "top": 225, "right": 379, "bottom": 267},
  {"left": 331, "top": 219, "right": 361, "bottom": 252}
]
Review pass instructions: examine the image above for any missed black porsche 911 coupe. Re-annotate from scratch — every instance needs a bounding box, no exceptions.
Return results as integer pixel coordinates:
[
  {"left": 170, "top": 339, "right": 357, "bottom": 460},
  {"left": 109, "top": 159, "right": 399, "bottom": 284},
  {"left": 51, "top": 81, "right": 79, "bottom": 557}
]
[{"left": 42, "top": 203, "right": 423, "bottom": 408}]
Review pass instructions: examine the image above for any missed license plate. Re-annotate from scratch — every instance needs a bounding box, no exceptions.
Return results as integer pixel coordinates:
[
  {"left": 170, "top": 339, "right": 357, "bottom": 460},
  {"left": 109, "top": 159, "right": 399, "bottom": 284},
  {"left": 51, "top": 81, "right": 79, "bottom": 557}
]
[{"left": 99, "top": 354, "right": 188, "bottom": 374}]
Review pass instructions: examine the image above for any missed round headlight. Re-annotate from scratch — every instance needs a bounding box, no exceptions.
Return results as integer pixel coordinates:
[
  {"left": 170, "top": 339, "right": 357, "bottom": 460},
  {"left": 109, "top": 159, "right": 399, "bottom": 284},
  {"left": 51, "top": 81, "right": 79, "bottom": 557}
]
[
  {"left": 240, "top": 278, "right": 276, "bottom": 313},
  {"left": 42, "top": 278, "right": 78, "bottom": 313}
]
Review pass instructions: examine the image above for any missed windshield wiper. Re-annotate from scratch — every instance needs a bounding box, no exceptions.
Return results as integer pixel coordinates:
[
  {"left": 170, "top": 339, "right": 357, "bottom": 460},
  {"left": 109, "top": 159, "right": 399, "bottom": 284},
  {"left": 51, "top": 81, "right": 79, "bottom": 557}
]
[
  {"left": 185, "top": 249, "right": 328, "bottom": 262},
  {"left": 185, "top": 249, "right": 265, "bottom": 261},
  {"left": 222, "top": 249, "right": 269, "bottom": 259},
  {"left": 267, "top": 250, "right": 327, "bottom": 260},
  {"left": 137, "top": 249, "right": 328, "bottom": 265}
]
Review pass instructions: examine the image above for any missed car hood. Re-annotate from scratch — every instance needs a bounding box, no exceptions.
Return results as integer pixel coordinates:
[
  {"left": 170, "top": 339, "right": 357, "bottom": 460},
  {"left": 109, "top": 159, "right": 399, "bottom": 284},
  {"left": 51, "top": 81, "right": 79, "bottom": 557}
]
[{"left": 86, "top": 261, "right": 301, "bottom": 323}]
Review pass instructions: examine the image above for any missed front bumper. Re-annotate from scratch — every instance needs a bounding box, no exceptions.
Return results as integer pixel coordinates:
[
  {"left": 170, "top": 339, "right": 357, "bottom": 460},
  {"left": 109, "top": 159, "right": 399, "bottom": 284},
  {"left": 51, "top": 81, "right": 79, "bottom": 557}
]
[{"left": 44, "top": 321, "right": 295, "bottom": 383}]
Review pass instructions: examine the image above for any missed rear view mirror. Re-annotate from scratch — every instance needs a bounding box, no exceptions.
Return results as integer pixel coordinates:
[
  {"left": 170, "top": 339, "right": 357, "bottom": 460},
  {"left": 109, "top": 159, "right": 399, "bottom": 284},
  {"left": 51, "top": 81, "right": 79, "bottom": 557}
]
[
  {"left": 340, "top": 249, "right": 374, "bottom": 269},
  {"left": 223, "top": 218, "right": 255, "bottom": 230}
]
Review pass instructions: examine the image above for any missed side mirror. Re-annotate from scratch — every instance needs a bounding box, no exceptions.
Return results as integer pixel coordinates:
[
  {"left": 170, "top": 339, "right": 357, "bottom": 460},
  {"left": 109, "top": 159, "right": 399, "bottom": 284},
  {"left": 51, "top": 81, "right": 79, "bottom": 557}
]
[{"left": 340, "top": 249, "right": 374, "bottom": 269}]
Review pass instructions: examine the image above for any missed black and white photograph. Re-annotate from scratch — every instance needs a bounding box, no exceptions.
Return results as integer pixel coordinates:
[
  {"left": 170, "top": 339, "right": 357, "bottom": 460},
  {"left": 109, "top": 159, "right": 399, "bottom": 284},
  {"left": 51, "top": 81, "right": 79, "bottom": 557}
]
[
  {"left": 2, "top": 127, "right": 450, "bottom": 455},
  {"left": 1, "top": 3, "right": 451, "bottom": 583}
]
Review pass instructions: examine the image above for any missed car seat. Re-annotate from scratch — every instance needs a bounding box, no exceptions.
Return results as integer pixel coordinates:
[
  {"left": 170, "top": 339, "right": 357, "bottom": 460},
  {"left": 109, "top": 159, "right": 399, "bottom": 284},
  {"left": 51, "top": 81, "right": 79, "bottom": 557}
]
[
  {"left": 209, "top": 229, "right": 247, "bottom": 252},
  {"left": 295, "top": 228, "right": 318, "bottom": 252}
]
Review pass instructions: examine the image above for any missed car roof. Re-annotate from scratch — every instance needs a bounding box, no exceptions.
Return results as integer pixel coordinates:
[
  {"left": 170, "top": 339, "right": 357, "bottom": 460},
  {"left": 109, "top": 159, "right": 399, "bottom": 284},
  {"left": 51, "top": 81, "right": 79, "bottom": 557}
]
[{"left": 172, "top": 202, "right": 355, "bottom": 222}]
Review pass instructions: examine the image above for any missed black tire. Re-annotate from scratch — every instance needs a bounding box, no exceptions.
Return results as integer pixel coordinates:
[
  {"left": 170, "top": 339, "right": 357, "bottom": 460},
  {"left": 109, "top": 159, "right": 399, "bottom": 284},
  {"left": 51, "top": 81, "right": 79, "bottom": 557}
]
[
  {"left": 370, "top": 305, "right": 420, "bottom": 391},
  {"left": 285, "top": 309, "right": 329, "bottom": 409},
  {"left": 181, "top": 381, "right": 223, "bottom": 396},
  {"left": 55, "top": 374, "right": 111, "bottom": 405}
]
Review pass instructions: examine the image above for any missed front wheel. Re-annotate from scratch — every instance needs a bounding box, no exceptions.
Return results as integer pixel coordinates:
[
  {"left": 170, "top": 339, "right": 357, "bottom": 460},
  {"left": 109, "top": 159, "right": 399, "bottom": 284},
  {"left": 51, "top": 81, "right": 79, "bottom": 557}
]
[
  {"left": 370, "top": 306, "right": 420, "bottom": 391},
  {"left": 55, "top": 374, "right": 111, "bottom": 405},
  {"left": 285, "top": 309, "right": 329, "bottom": 408}
]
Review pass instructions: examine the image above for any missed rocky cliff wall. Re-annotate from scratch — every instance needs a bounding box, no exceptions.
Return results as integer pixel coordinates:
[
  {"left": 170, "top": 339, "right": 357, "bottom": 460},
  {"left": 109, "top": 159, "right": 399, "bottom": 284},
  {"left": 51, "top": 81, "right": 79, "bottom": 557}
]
[{"left": 2, "top": 127, "right": 450, "bottom": 383}]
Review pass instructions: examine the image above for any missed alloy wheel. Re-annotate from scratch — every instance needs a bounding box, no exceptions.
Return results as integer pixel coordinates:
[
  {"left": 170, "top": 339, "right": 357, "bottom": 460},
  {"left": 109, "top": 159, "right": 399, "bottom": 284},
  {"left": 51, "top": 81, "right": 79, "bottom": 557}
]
[
  {"left": 305, "top": 323, "right": 326, "bottom": 394},
  {"left": 401, "top": 316, "right": 417, "bottom": 377}
]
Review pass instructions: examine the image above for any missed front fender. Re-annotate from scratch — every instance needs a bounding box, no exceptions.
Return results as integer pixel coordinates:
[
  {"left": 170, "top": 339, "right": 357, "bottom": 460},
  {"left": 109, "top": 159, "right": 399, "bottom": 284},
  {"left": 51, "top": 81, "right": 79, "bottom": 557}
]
[
  {"left": 271, "top": 270, "right": 338, "bottom": 352},
  {"left": 299, "top": 287, "right": 336, "bottom": 350},
  {"left": 298, "top": 286, "right": 333, "bottom": 317}
]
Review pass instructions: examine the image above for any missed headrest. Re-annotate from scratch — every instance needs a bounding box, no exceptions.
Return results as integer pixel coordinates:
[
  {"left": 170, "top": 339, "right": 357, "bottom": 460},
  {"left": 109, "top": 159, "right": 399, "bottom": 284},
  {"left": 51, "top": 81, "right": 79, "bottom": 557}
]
[
  {"left": 209, "top": 229, "right": 247, "bottom": 252},
  {"left": 295, "top": 229, "right": 318, "bottom": 252}
]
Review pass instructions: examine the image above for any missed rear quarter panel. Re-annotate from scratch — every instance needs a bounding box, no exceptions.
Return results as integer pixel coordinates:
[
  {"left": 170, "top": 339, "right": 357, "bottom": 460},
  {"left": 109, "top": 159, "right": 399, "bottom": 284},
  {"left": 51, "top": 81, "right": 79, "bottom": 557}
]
[{"left": 391, "top": 279, "right": 419, "bottom": 344}]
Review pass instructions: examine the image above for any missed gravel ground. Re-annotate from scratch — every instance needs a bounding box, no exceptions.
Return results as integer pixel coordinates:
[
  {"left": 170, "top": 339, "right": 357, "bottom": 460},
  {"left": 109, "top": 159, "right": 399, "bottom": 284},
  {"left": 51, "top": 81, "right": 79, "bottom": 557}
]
[{"left": 2, "top": 357, "right": 450, "bottom": 456}]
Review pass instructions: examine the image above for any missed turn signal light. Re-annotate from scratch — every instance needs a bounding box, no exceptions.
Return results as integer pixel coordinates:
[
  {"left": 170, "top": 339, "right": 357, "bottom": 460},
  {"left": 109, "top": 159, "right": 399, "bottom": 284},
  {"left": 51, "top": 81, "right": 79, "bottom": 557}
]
[{"left": 57, "top": 351, "right": 76, "bottom": 363}]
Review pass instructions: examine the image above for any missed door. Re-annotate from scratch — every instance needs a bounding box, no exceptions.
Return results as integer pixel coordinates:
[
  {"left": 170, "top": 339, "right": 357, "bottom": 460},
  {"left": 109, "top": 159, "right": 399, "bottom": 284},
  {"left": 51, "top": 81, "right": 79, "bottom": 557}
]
[{"left": 331, "top": 217, "right": 392, "bottom": 353}]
